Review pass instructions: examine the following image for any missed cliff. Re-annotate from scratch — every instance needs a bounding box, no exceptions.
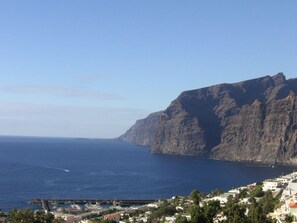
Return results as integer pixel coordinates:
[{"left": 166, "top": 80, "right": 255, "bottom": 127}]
[
  {"left": 119, "top": 111, "right": 163, "bottom": 146},
  {"left": 121, "top": 73, "right": 297, "bottom": 165}
]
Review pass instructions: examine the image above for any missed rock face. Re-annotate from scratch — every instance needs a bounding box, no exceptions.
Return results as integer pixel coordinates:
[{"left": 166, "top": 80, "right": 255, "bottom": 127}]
[
  {"left": 119, "top": 111, "right": 163, "bottom": 146},
  {"left": 121, "top": 73, "right": 297, "bottom": 165}
]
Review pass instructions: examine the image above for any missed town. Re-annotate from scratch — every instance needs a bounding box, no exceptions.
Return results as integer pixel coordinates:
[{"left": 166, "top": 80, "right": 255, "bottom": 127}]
[{"left": 3, "top": 172, "right": 297, "bottom": 223}]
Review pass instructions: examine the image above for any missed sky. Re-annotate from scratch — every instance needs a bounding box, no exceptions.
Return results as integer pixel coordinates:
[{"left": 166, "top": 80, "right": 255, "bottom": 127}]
[{"left": 0, "top": 0, "right": 297, "bottom": 138}]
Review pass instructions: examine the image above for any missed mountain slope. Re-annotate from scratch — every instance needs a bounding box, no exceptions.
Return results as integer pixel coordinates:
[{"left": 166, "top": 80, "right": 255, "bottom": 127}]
[
  {"left": 119, "top": 111, "right": 163, "bottom": 146},
  {"left": 120, "top": 73, "right": 297, "bottom": 165}
]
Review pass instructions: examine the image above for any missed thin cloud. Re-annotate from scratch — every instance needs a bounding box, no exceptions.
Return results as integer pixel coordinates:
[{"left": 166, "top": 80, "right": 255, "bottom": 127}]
[
  {"left": 77, "top": 75, "right": 104, "bottom": 84},
  {"left": 6, "top": 85, "right": 125, "bottom": 100},
  {"left": 0, "top": 102, "right": 148, "bottom": 138}
]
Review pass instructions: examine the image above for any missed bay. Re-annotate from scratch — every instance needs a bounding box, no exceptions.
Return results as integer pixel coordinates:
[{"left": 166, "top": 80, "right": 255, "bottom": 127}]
[{"left": 0, "top": 136, "right": 294, "bottom": 211}]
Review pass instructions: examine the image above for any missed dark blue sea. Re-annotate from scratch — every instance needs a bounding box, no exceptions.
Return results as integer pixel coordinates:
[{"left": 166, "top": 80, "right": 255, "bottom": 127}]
[{"left": 0, "top": 136, "right": 294, "bottom": 211}]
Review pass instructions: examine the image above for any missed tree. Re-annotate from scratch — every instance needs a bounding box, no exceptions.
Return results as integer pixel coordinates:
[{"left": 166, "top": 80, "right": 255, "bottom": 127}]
[
  {"left": 175, "top": 214, "right": 188, "bottom": 223},
  {"left": 247, "top": 194, "right": 275, "bottom": 223},
  {"left": 7, "top": 209, "right": 36, "bottom": 223},
  {"left": 0, "top": 209, "right": 6, "bottom": 217},
  {"left": 211, "top": 188, "right": 223, "bottom": 197},
  {"left": 223, "top": 196, "right": 248, "bottom": 223},
  {"left": 149, "top": 202, "right": 176, "bottom": 222},
  {"left": 35, "top": 211, "right": 55, "bottom": 223},
  {"left": 204, "top": 200, "right": 221, "bottom": 223},
  {"left": 285, "top": 214, "right": 294, "bottom": 223},
  {"left": 248, "top": 200, "right": 266, "bottom": 223},
  {"left": 239, "top": 188, "right": 248, "bottom": 199},
  {"left": 259, "top": 190, "right": 274, "bottom": 215},
  {"left": 250, "top": 185, "right": 264, "bottom": 198},
  {"left": 5, "top": 209, "right": 56, "bottom": 223},
  {"left": 95, "top": 219, "right": 116, "bottom": 223},
  {"left": 189, "top": 205, "right": 206, "bottom": 223},
  {"left": 190, "top": 190, "right": 201, "bottom": 206}
]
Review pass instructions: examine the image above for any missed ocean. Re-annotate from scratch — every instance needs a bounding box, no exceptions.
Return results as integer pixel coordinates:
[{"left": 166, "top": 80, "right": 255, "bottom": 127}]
[{"left": 0, "top": 136, "right": 294, "bottom": 211}]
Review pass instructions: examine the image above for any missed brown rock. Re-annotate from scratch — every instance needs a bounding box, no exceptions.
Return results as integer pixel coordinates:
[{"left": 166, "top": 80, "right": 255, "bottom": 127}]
[
  {"left": 119, "top": 111, "right": 163, "bottom": 146},
  {"left": 121, "top": 73, "right": 297, "bottom": 165}
]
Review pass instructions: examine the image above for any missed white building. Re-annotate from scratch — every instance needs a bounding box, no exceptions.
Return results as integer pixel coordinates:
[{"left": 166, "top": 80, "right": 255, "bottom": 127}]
[
  {"left": 80, "top": 220, "right": 93, "bottom": 223},
  {"left": 206, "top": 196, "right": 228, "bottom": 205},
  {"left": 147, "top": 203, "right": 159, "bottom": 208},
  {"left": 228, "top": 188, "right": 240, "bottom": 194},
  {"left": 282, "top": 182, "right": 297, "bottom": 200},
  {"left": 55, "top": 214, "right": 81, "bottom": 223},
  {"left": 165, "top": 216, "right": 176, "bottom": 223},
  {"left": 263, "top": 180, "right": 281, "bottom": 191},
  {"left": 277, "top": 176, "right": 291, "bottom": 184}
]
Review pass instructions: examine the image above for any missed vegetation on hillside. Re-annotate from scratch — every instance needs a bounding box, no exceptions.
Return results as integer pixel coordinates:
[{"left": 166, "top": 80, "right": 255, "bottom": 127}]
[{"left": 0, "top": 186, "right": 281, "bottom": 223}]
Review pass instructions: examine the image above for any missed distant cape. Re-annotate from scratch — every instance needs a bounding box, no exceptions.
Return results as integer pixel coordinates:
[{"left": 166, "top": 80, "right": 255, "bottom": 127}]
[{"left": 120, "top": 73, "right": 297, "bottom": 165}]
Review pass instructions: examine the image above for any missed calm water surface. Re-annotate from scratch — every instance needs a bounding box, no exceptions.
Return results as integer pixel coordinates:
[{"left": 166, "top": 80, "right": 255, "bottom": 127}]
[{"left": 0, "top": 136, "right": 294, "bottom": 211}]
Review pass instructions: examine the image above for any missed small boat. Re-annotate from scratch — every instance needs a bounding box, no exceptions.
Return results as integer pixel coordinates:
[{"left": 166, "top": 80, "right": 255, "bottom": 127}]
[
  {"left": 85, "top": 202, "right": 102, "bottom": 210},
  {"left": 70, "top": 204, "right": 82, "bottom": 210}
]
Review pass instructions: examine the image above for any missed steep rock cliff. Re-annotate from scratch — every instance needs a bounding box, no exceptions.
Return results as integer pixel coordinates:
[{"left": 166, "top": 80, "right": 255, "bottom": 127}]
[
  {"left": 121, "top": 73, "right": 297, "bottom": 165},
  {"left": 119, "top": 111, "right": 163, "bottom": 146},
  {"left": 212, "top": 91, "right": 297, "bottom": 164}
]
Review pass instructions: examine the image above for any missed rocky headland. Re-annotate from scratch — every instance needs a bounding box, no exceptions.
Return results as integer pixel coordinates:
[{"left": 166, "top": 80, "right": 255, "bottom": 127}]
[
  {"left": 119, "top": 111, "right": 163, "bottom": 146},
  {"left": 120, "top": 73, "right": 297, "bottom": 165}
]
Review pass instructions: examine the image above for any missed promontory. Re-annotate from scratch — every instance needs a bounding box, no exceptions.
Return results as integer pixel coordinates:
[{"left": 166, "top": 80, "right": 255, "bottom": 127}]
[{"left": 120, "top": 73, "right": 297, "bottom": 165}]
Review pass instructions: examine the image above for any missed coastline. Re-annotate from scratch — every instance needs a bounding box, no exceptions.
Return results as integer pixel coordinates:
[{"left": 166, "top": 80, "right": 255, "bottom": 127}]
[{"left": 2, "top": 171, "right": 297, "bottom": 223}]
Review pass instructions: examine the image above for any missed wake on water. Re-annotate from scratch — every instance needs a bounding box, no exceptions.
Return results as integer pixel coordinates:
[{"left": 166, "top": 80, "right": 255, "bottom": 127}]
[
  {"left": 44, "top": 166, "right": 70, "bottom": 173},
  {"left": 10, "top": 161, "right": 70, "bottom": 173}
]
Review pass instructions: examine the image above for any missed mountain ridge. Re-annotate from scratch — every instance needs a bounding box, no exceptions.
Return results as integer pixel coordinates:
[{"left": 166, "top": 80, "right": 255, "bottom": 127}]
[{"left": 120, "top": 73, "right": 297, "bottom": 165}]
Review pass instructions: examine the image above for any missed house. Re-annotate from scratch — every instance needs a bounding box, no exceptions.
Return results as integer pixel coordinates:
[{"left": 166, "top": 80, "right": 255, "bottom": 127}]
[
  {"left": 80, "top": 220, "right": 93, "bottom": 223},
  {"left": 139, "top": 217, "right": 148, "bottom": 222},
  {"left": 54, "top": 213, "right": 81, "bottom": 223},
  {"left": 104, "top": 213, "right": 121, "bottom": 223},
  {"left": 288, "top": 202, "right": 297, "bottom": 217},
  {"left": 176, "top": 206, "right": 184, "bottom": 211},
  {"left": 228, "top": 188, "right": 240, "bottom": 194},
  {"left": 147, "top": 203, "right": 159, "bottom": 208},
  {"left": 277, "top": 176, "right": 292, "bottom": 184},
  {"left": 165, "top": 216, "right": 176, "bottom": 223},
  {"left": 182, "top": 214, "right": 191, "bottom": 221},
  {"left": 288, "top": 182, "right": 297, "bottom": 195},
  {"left": 282, "top": 182, "right": 297, "bottom": 200},
  {"left": 213, "top": 213, "right": 227, "bottom": 223},
  {"left": 263, "top": 180, "right": 281, "bottom": 191}
]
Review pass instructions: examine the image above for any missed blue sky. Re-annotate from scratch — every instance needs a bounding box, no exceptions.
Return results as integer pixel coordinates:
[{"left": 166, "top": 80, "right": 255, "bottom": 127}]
[{"left": 0, "top": 0, "right": 296, "bottom": 138}]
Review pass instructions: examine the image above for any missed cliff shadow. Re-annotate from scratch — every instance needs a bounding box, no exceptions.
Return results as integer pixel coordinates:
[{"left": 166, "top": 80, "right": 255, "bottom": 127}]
[{"left": 181, "top": 96, "right": 223, "bottom": 153}]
